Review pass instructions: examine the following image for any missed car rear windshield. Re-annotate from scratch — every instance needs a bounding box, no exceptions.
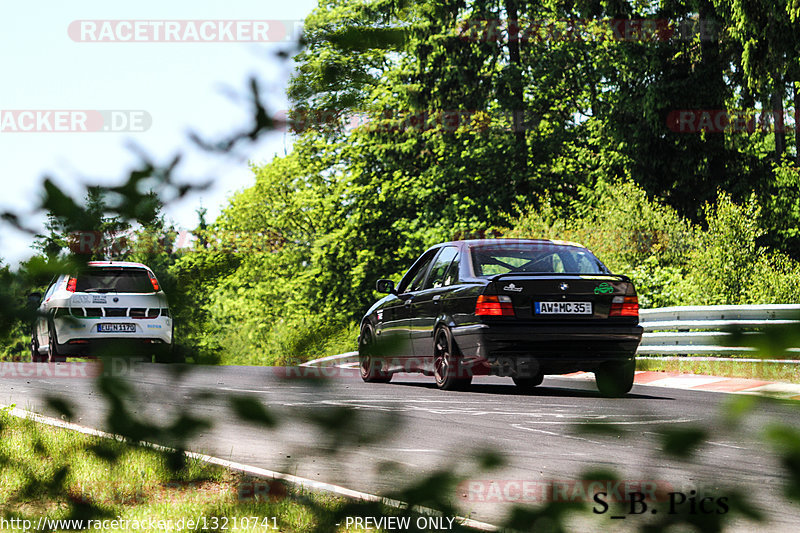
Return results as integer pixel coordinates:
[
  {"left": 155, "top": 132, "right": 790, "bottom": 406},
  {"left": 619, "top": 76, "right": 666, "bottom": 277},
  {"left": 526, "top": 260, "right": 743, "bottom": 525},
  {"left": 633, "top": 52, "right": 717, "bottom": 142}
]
[
  {"left": 76, "top": 268, "right": 154, "bottom": 293},
  {"left": 470, "top": 244, "right": 610, "bottom": 276}
]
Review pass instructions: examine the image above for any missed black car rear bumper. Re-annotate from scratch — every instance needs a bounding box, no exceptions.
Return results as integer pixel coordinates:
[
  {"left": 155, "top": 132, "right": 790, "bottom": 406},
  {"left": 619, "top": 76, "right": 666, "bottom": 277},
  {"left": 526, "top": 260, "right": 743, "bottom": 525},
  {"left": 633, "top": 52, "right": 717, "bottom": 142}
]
[{"left": 451, "top": 322, "right": 643, "bottom": 376}]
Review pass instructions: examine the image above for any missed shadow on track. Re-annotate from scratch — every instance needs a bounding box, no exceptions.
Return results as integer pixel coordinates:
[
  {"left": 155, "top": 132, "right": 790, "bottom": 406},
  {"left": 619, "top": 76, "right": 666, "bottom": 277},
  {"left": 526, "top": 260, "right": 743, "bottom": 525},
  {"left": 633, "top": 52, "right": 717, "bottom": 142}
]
[{"left": 384, "top": 379, "right": 671, "bottom": 400}]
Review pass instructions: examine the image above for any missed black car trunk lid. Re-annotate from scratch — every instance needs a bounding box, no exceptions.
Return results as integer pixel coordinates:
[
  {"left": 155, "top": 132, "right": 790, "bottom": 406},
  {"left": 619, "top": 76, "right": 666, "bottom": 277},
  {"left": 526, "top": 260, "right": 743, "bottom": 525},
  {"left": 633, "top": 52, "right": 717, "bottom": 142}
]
[{"left": 486, "top": 273, "right": 633, "bottom": 320}]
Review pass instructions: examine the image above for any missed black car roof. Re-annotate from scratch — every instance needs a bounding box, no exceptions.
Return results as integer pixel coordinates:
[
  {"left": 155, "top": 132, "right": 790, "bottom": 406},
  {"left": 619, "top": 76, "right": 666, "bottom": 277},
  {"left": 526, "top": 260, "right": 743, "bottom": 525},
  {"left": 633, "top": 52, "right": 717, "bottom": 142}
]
[{"left": 432, "top": 238, "right": 587, "bottom": 249}]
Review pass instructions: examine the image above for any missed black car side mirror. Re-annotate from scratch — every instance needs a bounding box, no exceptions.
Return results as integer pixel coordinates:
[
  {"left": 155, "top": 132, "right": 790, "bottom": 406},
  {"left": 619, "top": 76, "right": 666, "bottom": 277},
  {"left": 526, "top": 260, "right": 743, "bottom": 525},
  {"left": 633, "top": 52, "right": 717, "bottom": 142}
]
[
  {"left": 376, "top": 279, "right": 395, "bottom": 294},
  {"left": 27, "top": 292, "right": 42, "bottom": 306}
]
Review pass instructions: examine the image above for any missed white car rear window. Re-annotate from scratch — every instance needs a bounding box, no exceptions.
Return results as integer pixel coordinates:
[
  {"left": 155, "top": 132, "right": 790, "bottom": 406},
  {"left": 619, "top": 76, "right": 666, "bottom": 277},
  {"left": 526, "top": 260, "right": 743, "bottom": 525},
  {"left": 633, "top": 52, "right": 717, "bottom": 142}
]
[{"left": 76, "top": 268, "right": 154, "bottom": 293}]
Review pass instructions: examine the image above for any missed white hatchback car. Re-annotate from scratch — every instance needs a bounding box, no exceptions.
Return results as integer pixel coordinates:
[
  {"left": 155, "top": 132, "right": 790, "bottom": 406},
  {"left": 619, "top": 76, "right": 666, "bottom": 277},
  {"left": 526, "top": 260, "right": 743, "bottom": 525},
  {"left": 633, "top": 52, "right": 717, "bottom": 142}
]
[{"left": 31, "top": 261, "right": 174, "bottom": 362}]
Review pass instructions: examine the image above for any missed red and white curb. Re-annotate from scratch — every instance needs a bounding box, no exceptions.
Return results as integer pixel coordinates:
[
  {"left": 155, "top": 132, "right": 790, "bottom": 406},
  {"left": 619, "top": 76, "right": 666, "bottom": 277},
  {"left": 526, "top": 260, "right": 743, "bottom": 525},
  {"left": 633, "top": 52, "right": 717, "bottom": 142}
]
[{"left": 560, "top": 371, "right": 800, "bottom": 400}]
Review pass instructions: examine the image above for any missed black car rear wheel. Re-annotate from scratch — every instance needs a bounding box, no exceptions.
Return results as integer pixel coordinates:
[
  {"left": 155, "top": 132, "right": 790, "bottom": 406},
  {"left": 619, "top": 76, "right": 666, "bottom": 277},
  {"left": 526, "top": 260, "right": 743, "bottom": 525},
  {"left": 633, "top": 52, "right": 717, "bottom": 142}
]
[
  {"left": 512, "top": 374, "right": 544, "bottom": 392},
  {"left": 154, "top": 324, "right": 182, "bottom": 363},
  {"left": 594, "top": 359, "right": 635, "bottom": 398},
  {"left": 359, "top": 324, "right": 391, "bottom": 383},
  {"left": 433, "top": 327, "right": 471, "bottom": 391}
]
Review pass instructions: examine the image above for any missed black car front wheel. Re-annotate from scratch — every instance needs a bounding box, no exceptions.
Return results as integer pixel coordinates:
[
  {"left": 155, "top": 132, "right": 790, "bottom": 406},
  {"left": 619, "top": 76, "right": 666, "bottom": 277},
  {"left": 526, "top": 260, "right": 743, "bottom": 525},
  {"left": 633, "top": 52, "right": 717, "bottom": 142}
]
[
  {"left": 359, "top": 324, "right": 391, "bottom": 383},
  {"left": 594, "top": 359, "right": 635, "bottom": 398},
  {"left": 31, "top": 331, "right": 46, "bottom": 362},
  {"left": 433, "top": 327, "right": 471, "bottom": 391}
]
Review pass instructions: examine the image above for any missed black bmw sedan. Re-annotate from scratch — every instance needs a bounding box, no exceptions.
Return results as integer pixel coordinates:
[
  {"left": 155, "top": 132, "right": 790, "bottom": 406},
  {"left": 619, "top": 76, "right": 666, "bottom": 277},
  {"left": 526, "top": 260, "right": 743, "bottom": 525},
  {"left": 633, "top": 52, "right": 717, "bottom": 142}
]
[{"left": 358, "top": 239, "right": 643, "bottom": 397}]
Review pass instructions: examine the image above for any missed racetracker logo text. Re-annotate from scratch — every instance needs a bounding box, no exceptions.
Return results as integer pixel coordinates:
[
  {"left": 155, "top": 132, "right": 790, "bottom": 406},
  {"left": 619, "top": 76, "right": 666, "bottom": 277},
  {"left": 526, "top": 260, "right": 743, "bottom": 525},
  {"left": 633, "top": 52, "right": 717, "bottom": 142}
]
[
  {"left": 460, "top": 479, "right": 674, "bottom": 503},
  {"left": 457, "top": 18, "right": 718, "bottom": 43},
  {"left": 666, "top": 109, "right": 795, "bottom": 133},
  {"left": 68, "top": 20, "right": 302, "bottom": 42},
  {"left": 0, "top": 110, "right": 151, "bottom": 133},
  {"left": 0, "top": 363, "right": 100, "bottom": 379}
]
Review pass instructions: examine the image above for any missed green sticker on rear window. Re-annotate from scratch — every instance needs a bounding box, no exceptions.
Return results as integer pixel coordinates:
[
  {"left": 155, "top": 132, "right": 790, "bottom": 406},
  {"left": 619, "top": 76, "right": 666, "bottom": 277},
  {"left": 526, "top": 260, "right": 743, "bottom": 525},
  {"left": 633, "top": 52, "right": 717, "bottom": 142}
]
[{"left": 594, "top": 282, "right": 613, "bottom": 294}]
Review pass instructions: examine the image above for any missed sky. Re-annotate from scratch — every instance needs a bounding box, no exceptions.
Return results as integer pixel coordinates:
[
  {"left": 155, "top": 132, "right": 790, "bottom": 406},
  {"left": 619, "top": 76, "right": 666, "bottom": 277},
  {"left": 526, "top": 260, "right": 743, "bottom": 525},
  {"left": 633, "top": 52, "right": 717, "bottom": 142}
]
[{"left": 0, "top": 0, "right": 319, "bottom": 267}]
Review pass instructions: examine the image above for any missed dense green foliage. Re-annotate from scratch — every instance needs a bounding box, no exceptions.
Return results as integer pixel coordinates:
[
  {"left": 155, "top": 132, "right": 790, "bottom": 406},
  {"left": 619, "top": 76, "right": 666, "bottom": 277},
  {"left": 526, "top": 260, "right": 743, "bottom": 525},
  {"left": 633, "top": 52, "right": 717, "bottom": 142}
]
[
  {"left": 168, "top": 175, "right": 800, "bottom": 365},
  {"left": 161, "top": 0, "right": 800, "bottom": 364},
  {"left": 507, "top": 181, "right": 800, "bottom": 308}
]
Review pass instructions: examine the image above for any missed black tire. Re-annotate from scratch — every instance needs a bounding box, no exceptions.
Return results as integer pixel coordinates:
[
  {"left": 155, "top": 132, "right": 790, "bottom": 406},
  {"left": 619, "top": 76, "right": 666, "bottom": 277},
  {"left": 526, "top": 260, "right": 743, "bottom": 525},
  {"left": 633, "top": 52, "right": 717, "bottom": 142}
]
[
  {"left": 594, "top": 359, "right": 636, "bottom": 398},
  {"left": 153, "top": 323, "right": 181, "bottom": 363},
  {"left": 48, "top": 331, "right": 66, "bottom": 363},
  {"left": 433, "top": 327, "right": 471, "bottom": 391},
  {"left": 513, "top": 373, "right": 544, "bottom": 392},
  {"left": 154, "top": 344, "right": 182, "bottom": 364},
  {"left": 31, "top": 331, "right": 46, "bottom": 363},
  {"left": 359, "top": 324, "right": 391, "bottom": 383}
]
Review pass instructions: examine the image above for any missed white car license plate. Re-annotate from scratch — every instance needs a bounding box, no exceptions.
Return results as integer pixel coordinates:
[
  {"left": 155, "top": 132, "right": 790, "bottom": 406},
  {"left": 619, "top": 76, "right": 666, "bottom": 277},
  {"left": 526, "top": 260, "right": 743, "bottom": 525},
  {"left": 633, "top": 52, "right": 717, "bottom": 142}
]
[
  {"left": 97, "top": 323, "right": 136, "bottom": 333},
  {"left": 535, "top": 301, "right": 592, "bottom": 315}
]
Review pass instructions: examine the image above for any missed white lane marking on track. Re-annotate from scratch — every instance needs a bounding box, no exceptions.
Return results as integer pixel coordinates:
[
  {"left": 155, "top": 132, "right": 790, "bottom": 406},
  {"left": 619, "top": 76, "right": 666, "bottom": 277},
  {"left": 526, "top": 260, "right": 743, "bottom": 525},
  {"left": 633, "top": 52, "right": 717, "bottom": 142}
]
[
  {"left": 332, "top": 399, "right": 485, "bottom": 403},
  {"left": 510, "top": 417, "right": 700, "bottom": 425},
  {"left": 511, "top": 424, "right": 606, "bottom": 445},
  {"left": 643, "top": 431, "right": 750, "bottom": 450},
  {"left": 216, "top": 387, "right": 276, "bottom": 393},
  {"left": 315, "top": 400, "right": 698, "bottom": 421},
  {"left": 375, "top": 448, "right": 441, "bottom": 453},
  {"left": 705, "top": 441, "right": 748, "bottom": 450},
  {"left": 290, "top": 400, "right": 705, "bottom": 427}
]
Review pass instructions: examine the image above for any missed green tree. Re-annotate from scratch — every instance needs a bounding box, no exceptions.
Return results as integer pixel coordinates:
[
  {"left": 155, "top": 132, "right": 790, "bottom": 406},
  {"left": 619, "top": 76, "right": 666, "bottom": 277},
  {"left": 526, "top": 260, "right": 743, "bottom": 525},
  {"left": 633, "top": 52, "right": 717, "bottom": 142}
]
[
  {"left": 33, "top": 186, "right": 131, "bottom": 260},
  {"left": 723, "top": 0, "right": 800, "bottom": 161}
]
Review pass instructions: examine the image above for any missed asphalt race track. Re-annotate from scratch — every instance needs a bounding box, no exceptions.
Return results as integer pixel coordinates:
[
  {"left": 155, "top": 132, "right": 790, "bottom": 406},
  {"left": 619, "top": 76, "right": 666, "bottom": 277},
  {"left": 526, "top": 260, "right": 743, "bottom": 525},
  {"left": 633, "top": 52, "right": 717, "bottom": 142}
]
[{"left": 1, "top": 362, "right": 798, "bottom": 531}]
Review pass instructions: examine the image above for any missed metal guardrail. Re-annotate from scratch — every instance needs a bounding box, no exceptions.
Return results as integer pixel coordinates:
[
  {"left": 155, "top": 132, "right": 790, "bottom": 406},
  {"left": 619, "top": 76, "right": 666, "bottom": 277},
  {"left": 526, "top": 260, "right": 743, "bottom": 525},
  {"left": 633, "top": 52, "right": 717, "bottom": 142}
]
[{"left": 638, "top": 304, "right": 800, "bottom": 356}]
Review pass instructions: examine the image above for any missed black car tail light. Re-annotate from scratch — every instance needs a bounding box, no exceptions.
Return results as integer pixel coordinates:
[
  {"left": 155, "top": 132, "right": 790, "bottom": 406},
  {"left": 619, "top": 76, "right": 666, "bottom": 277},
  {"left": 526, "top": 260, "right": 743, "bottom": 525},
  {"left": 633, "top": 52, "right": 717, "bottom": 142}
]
[
  {"left": 609, "top": 295, "right": 639, "bottom": 317},
  {"left": 475, "top": 295, "right": 515, "bottom": 316}
]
